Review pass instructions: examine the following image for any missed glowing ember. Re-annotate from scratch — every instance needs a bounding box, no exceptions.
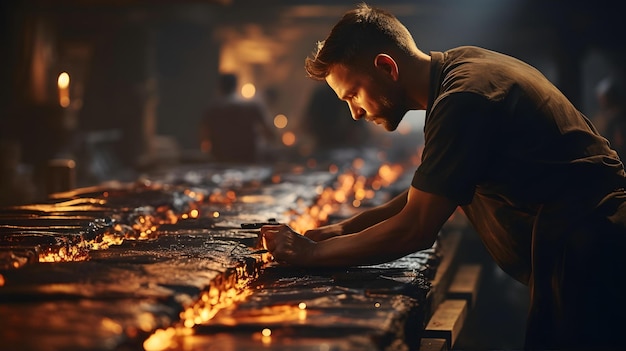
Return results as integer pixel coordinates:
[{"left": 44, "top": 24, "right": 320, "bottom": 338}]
[
  {"left": 209, "top": 189, "right": 237, "bottom": 204},
  {"left": 39, "top": 244, "right": 89, "bottom": 263},
  {"left": 143, "top": 327, "right": 177, "bottom": 351},
  {"left": 101, "top": 317, "right": 123, "bottom": 334},
  {"left": 31, "top": 185, "right": 213, "bottom": 263},
  {"left": 286, "top": 165, "right": 396, "bottom": 233}
]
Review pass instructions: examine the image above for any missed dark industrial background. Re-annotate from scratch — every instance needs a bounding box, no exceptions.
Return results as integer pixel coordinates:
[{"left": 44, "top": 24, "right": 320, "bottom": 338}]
[{"left": 1, "top": 0, "right": 624, "bottom": 186}]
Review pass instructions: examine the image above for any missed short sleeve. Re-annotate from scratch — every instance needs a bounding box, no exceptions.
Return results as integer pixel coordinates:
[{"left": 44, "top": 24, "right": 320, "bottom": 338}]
[{"left": 412, "top": 92, "right": 496, "bottom": 205}]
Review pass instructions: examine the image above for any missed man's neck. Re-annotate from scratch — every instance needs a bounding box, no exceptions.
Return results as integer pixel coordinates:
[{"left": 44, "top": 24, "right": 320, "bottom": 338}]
[{"left": 402, "top": 52, "right": 431, "bottom": 110}]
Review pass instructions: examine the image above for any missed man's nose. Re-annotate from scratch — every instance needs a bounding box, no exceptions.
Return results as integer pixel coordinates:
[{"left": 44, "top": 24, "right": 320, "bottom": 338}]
[{"left": 348, "top": 103, "right": 364, "bottom": 120}]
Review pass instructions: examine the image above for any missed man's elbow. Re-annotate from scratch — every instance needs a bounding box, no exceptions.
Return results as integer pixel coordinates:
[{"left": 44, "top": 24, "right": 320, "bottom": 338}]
[{"left": 398, "top": 224, "right": 438, "bottom": 254}]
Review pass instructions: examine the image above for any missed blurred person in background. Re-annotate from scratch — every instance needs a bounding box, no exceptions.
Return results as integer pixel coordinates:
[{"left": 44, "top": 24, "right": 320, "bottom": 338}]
[
  {"left": 200, "top": 73, "right": 276, "bottom": 163},
  {"left": 0, "top": 140, "right": 36, "bottom": 206},
  {"left": 261, "top": 3, "right": 626, "bottom": 350}
]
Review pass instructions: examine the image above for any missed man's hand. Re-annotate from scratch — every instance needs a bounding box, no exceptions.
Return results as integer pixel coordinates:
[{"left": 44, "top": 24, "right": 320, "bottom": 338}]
[
  {"left": 260, "top": 224, "right": 316, "bottom": 265},
  {"left": 303, "top": 223, "right": 344, "bottom": 242}
]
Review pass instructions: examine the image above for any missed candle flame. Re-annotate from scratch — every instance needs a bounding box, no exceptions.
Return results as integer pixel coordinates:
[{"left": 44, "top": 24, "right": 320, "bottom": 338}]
[
  {"left": 57, "top": 72, "right": 70, "bottom": 89},
  {"left": 57, "top": 72, "right": 70, "bottom": 107}
]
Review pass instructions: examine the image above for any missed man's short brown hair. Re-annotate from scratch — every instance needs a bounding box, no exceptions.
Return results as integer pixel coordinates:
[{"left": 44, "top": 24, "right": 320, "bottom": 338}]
[{"left": 304, "top": 3, "right": 416, "bottom": 80}]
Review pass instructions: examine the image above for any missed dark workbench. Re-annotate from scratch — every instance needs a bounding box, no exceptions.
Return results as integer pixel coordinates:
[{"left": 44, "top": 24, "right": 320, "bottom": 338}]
[{"left": 0, "top": 161, "right": 470, "bottom": 351}]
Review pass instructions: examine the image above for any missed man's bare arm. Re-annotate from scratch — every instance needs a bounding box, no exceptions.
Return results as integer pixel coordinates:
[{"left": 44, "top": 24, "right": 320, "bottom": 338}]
[
  {"left": 304, "top": 189, "right": 408, "bottom": 241},
  {"left": 262, "top": 186, "right": 458, "bottom": 267},
  {"left": 343, "top": 189, "right": 409, "bottom": 232}
]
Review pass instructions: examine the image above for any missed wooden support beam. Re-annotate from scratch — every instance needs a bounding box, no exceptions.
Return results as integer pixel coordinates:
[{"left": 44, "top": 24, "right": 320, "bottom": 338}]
[
  {"left": 419, "top": 337, "right": 448, "bottom": 351},
  {"left": 447, "top": 264, "right": 482, "bottom": 308},
  {"left": 423, "top": 299, "right": 468, "bottom": 349}
]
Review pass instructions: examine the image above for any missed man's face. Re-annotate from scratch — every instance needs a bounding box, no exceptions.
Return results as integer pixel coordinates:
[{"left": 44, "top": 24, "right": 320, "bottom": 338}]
[{"left": 325, "top": 63, "right": 407, "bottom": 131}]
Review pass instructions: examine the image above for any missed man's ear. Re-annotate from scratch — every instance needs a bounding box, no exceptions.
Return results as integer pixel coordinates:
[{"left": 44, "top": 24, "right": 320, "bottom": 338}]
[{"left": 374, "top": 54, "right": 399, "bottom": 81}]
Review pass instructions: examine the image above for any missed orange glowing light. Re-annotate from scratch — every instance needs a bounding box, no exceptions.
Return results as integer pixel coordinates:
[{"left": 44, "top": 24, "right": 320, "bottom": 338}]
[
  {"left": 143, "top": 327, "right": 177, "bottom": 351},
  {"left": 57, "top": 72, "right": 70, "bottom": 107},
  {"left": 298, "top": 302, "right": 307, "bottom": 310},
  {"left": 285, "top": 154, "right": 414, "bottom": 235},
  {"left": 352, "top": 158, "right": 365, "bottom": 169},
  {"left": 101, "top": 317, "right": 123, "bottom": 334},
  {"left": 190, "top": 209, "right": 199, "bottom": 218},
  {"left": 282, "top": 131, "right": 296, "bottom": 146},
  {"left": 262, "top": 328, "right": 272, "bottom": 337},
  {"left": 212, "top": 211, "right": 220, "bottom": 218},
  {"left": 371, "top": 180, "right": 381, "bottom": 190},
  {"left": 333, "top": 191, "right": 346, "bottom": 203},
  {"left": 39, "top": 245, "right": 89, "bottom": 263},
  {"left": 209, "top": 189, "right": 237, "bottom": 204},
  {"left": 58, "top": 72, "right": 70, "bottom": 88},
  {"left": 241, "top": 83, "right": 256, "bottom": 98},
  {"left": 355, "top": 188, "right": 366, "bottom": 200},
  {"left": 0, "top": 274, "right": 4, "bottom": 286},
  {"left": 273, "top": 114, "right": 288, "bottom": 129},
  {"left": 137, "top": 312, "right": 157, "bottom": 332},
  {"left": 226, "top": 190, "right": 236, "bottom": 201}
]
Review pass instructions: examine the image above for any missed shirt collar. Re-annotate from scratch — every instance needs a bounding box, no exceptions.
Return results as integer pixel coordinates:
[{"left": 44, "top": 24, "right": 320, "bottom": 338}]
[{"left": 426, "top": 51, "right": 444, "bottom": 120}]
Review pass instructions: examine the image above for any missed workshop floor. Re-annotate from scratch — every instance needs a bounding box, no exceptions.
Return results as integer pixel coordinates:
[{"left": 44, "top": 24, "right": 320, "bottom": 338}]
[{"left": 453, "top": 229, "right": 530, "bottom": 351}]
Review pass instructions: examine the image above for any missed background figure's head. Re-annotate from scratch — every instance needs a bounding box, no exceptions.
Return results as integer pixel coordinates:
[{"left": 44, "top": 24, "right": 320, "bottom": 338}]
[
  {"left": 304, "top": 2, "right": 418, "bottom": 80},
  {"left": 218, "top": 73, "right": 238, "bottom": 96}
]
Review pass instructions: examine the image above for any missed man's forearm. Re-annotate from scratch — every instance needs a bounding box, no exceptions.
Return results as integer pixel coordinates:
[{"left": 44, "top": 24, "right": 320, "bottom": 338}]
[{"left": 341, "top": 189, "right": 408, "bottom": 233}]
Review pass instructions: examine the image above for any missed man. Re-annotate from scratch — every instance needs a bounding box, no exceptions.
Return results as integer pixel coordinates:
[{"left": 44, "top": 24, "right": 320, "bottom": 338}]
[
  {"left": 261, "top": 3, "right": 626, "bottom": 350},
  {"left": 200, "top": 73, "right": 275, "bottom": 163}
]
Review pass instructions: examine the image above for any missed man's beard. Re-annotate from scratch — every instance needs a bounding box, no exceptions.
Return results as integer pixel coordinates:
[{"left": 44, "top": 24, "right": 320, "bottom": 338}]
[{"left": 377, "top": 88, "right": 407, "bottom": 131}]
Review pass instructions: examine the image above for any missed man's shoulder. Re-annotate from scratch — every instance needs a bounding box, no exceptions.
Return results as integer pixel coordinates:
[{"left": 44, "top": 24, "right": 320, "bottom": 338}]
[
  {"left": 437, "top": 46, "right": 524, "bottom": 102},
  {"left": 444, "top": 45, "right": 503, "bottom": 58}
]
